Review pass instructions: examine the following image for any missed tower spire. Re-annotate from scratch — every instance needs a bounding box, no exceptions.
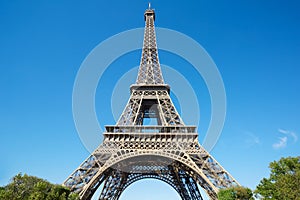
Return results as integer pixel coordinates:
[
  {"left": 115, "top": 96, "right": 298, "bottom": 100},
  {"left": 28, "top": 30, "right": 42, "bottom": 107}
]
[{"left": 136, "top": 6, "right": 164, "bottom": 85}]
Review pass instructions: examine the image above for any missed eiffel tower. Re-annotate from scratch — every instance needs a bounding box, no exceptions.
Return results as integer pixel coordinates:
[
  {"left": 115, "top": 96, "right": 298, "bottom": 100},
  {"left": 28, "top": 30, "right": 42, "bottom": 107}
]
[{"left": 64, "top": 5, "right": 239, "bottom": 200}]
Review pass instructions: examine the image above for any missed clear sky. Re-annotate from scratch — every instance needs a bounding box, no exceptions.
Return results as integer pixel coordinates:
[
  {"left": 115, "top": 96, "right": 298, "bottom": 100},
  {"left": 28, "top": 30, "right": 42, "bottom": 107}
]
[{"left": 0, "top": 0, "right": 299, "bottom": 199}]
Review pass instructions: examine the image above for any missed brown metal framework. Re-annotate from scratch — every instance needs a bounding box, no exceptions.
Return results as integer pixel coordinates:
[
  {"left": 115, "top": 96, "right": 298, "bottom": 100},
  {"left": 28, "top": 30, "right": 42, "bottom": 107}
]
[{"left": 64, "top": 7, "right": 239, "bottom": 200}]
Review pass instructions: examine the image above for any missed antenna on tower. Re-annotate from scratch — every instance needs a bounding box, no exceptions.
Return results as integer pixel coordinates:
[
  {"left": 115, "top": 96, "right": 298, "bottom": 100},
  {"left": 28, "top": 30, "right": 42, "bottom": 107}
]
[{"left": 148, "top": 2, "right": 151, "bottom": 9}]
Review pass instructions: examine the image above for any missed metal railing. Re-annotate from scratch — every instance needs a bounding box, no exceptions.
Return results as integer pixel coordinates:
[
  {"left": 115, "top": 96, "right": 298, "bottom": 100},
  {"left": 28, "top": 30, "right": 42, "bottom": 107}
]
[{"left": 105, "top": 125, "right": 197, "bottom": 134}]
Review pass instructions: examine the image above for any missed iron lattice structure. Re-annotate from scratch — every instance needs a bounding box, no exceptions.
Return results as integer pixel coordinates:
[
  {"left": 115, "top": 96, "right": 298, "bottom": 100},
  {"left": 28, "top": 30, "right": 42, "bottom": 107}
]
[{"left": 64, "top": 7, "right": 239, "bottom": 200}]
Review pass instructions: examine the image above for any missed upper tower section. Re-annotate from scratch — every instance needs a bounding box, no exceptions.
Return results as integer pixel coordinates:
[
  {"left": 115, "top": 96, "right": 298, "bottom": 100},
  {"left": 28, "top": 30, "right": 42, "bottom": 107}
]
[
  {"left": 135, "top": 6, "right": 164, "bottom": 85},
  {"left": 144, "top": 4, "right": 155, "bottom": 21}
]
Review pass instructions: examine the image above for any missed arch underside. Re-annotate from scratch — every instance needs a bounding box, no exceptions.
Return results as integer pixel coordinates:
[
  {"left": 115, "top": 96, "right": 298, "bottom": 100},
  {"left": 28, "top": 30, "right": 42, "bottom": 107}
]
[
  {"left": 81, "top": 155, "right": 214, "bottom": 200},
  {"left": 64, "top": 141, "right": 238, "bottom": 200},
  {"left": 94, "top": 161, "right": 204, "bottom": 200}
]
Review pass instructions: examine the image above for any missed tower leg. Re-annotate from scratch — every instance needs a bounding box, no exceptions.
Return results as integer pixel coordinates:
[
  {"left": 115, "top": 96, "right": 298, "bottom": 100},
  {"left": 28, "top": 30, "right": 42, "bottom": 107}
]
[{"left": 98, "top": 170, "right": 128, "bottom": 200}]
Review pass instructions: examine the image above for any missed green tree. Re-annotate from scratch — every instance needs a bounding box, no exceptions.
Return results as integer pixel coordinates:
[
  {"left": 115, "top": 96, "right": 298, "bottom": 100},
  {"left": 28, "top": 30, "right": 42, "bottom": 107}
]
[
  {"left": 218, "top": 186, "right": 254, "bottom": 200},
  {"left": 0, "top": 173, "right": 79, "bottom": 200},
  {"left": 255, "top": 156, "right": 300, "bottom": 200}
]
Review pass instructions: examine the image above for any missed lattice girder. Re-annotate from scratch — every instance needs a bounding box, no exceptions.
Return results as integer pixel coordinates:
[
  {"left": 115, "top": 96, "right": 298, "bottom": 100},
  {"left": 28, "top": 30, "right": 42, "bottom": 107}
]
[
  {"left": 98, "top": 166, "right": 195, "bottom": 200},
  {"left": 117, "top": 87, "right": 184, "bottom": 126},
  {"left": 64, "top": 133, "right": 238, "bottom": 199},
  {"left": 136, "top": 9, "right": 164, "bottom": 84}
]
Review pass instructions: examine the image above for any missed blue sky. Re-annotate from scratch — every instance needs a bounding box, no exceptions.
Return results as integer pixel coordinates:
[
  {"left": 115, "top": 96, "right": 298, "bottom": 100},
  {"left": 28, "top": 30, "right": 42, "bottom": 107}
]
[{"left": 0, "top": 0, "right": 299, "bottom": 199}]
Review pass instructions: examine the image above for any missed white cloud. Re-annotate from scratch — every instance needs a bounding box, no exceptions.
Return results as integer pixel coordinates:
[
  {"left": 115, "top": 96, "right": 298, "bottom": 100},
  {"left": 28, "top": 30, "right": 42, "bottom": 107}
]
[
  {"left": 244, "top": 132, "right": 261, "bottom": 147},
  {"left": 278, "top": 129, "right": 298, "bottom": 143},
  {"left": 272, "top": 136, "right": 288, "bottom": 149},
  {"left": 249, "top": 134, "right": 260, "bottom": 145},
  {"left": 278, "top": 129, "right": 289, "bottom": 134},
  {"left": 290, "top": 131, "right": 298, "bottom": 142}
]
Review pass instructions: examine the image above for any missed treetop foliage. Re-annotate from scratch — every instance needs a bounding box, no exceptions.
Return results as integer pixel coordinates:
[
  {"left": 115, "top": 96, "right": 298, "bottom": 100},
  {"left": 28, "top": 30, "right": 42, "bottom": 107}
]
[
  {"left": 0, "top": 173, "right": 79, "bottom": 200},
  {"left": 218, "top": 186, "right": 254, "bottom": 200},
  {"left": 255, "top": 156, "right": 300, "bottom": 200}
]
